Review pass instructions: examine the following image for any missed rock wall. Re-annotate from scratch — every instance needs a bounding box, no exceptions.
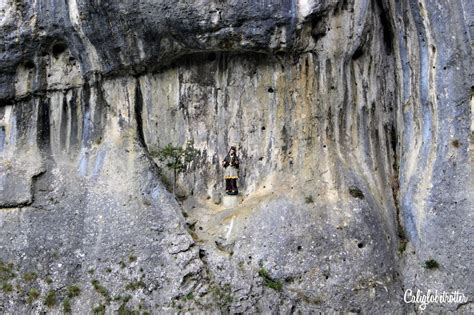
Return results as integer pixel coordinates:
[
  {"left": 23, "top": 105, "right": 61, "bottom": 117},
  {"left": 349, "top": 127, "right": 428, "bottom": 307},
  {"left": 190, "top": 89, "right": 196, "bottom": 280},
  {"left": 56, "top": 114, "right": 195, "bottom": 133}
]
[{"left": 0, "top": 0, "right": 471, "bottom": 313}]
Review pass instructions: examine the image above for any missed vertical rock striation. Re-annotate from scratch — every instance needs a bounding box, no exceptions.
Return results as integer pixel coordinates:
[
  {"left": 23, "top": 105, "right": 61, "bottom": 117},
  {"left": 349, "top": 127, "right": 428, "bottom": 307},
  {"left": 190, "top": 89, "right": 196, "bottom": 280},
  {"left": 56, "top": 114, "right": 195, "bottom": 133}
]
[{"left": 0, "top": 0, "right": 471, "bottom": 313}]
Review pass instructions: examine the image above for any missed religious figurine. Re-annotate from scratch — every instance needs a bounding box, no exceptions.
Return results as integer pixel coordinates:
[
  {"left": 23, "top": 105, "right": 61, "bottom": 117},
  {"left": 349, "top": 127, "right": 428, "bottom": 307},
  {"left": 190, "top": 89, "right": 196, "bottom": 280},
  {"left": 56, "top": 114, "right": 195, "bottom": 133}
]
[{"left": 222, "top": 146, "right": 239, "bottom": 195}]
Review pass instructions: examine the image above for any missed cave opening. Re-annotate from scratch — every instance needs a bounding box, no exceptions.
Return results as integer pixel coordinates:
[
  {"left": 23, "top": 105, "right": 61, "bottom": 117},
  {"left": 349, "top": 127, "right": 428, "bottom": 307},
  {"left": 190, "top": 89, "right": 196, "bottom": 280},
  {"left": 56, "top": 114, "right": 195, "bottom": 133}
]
[{"left": 51, "top": 42, "right": 68, "bottom": 58}]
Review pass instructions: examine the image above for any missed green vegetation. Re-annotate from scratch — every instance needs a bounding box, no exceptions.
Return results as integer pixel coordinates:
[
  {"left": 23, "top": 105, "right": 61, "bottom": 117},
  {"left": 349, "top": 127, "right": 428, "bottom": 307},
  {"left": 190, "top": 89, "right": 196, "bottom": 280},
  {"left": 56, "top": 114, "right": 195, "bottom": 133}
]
[
  {"left": 45, "top": 277, "right": 53, "bottom": 284},
  {"left": 0, "top": 260, "right": 16, "bottom": 282},
  {"left": 114, "top": 294, "right": 132, "bottom": 303},
  {"left": 150, "top": 140, "right": 199, "bottom": 194},
  {"left": 118, "top": 303, "right": 140, "bottom": 315},
  {"left": 105, "top": 268, "right": 112, "bottom": 273},
  {"left": 424, "top": 259, "right": 440, "bottom": 269},
  {"left": 398, "top": 239, "right": 407, "bottom": 254},
  {"left": 63, "top": 297, "right": 72, "bottom": 314},
  {"left": 125, "top": 279, "right": 146, "bottom": 291},
  {"left": 92, "top": 304, "right": 106, "bottom": 315},
  {"left": 258, "top": 268, "right": 283, "bottom": 291},
  {"left": 91, "top": 279, "right": 110, "bottom": 301},
  {"left": 210, "top": 283, "right": 232, "bottom": 312},
  {"left": 397, "top": 225, "right": 408, "bottom": 254},
  {"left": 22, "top": 272, "right": 37, "bottom": 282},
  {"left": 44, "top": 290, "right": 57, "bottom": 308},
  {"left": 305, "top": 196, "right": 314, "bottom": 203},
  {"left": 119, "top": 261, "right": 127, "bottom": 269},
  {"left": 185, "top": 292, "right": 194, "bottom": 300},
  {"left": 1, "top": 282, "right": 13, "bottom": 293},
  {"left": 67, "top": 285, "right": 81, "bottom": 298},
  {"left": 27, "top": 288, "right": 40, "bottom": 303},
  {"left": 129, "top": 255, "right": 137, "bottom": 263}
]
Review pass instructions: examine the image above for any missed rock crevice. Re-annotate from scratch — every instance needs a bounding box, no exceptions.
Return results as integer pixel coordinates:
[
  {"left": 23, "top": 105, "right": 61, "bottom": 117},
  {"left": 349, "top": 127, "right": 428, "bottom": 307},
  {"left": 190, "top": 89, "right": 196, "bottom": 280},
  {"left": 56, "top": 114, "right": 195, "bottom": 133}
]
[{"left": 0, "top": 0, "right": 471, "bottom": 313}]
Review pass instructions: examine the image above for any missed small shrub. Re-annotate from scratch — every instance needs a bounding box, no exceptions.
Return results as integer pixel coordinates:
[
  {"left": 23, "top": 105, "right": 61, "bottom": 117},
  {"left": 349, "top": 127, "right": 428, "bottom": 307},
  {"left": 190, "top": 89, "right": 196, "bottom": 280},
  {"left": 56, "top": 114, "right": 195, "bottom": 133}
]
[
  {"left": 118, "top": 303, "right": 128, "bottom": 315},
  {"left": 424, "top": 259, "right": 439, "bottom": 269},
  {"left": 397, "top": 225, "right": 408, "bottom": 254},
  {"left": 305, "top": 196, "right": 314, "bottom": 203},
  {"left": 92, "top": 304, "right": 106, "bottom": 315},
  {"left": 105, "top": 268, "right": 112, "bottom": 273},
  {"left": 0, "top": 261, "right": 16, "bottom": 282},
  {"left": 398, "top": 240, "right": 407, "bottom": 254},
  {"left": 1, "top": 282, "right": 13, "bottom": 293},
  {"left": 118, "top": 303, "right": 139, "bottom": 315},
  {"left": 185, "top": 292, "right": 194, "bottom": 300},
  {"left": 154, "top": 140, "right": 199, "bottom": 194},
  {"left": 63, "top": 297, "right": 72, "bottom": 314},
  {"left": 91, "top": 280, "right": 110, "bottom": 301},
  {"left": 125, "top": 280, "right": 146, "bottom": 291},
  {"left": 87, "top": 268, "right": 95, "bottom": 275},
  {"left": 23, "top": 272, "right": 37, "bottom": 282},
  {"left": 27, "top": 288, "right": 40, "bottom": 303},
  {"left": 45, "top": 277, "right": 53, "bottom": 284},
  {"left": 67, "top": 285, "right": 81, "bottom": 298},
  {"left": 119, "top": 261, "right": 126, "bottom": 269},
  {"left": 258, "top": 268, "right": 283, "bottom": 291},
  {"left": 44, "top": 290, "right": 56, "bottom": 308},
  {"left": 129, "top": 255, "right": 137, "bottom": 263}
]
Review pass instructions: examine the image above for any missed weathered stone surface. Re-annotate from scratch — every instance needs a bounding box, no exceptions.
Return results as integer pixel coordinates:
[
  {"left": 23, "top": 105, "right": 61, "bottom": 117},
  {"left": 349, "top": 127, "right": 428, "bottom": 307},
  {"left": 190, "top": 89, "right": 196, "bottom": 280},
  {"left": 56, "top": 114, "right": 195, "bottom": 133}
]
[
  {"left": 222, "top": 195, "right": 240, "bottom": 208},
  {"left": 0, "top": 0, "right": 471, "bottom": 313}
]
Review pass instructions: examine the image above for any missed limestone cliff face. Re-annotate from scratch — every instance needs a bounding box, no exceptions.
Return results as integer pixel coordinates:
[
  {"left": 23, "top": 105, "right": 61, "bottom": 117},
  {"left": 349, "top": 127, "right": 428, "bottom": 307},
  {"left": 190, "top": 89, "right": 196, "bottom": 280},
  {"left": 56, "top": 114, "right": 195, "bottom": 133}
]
[{"left": 0, "top": 0, "right": 471, "bottom": 313}]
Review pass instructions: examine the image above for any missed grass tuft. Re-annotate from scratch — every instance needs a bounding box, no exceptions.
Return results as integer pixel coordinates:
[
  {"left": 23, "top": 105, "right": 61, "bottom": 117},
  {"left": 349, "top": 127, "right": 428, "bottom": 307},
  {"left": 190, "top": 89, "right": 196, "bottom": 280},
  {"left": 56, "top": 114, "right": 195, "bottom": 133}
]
[
  {"left": 44, "top": 290, "right": 56, "bottom": 308},
  {"left": 1, "top": 282, "right": 13, "bottom": 293},
  {"left": 424, "top": 259, "right": 440, "bottom": 269},
  {"left": 92, "top": 304, "right": 106, "bottom": 315},
  {"left": 125, "top": 280, "right": 146, "bottom": 291},
  {"left": 23, "top": 272, "right": 37, "bottom": 282},
  {"left": 27, "top": 288, "right": 40, "bottom": 303},
  {"left": 67, "top": 285, "right": 81, "bottom": 298},
  {"left": 258, "top": 268, "right": 283, "bottom": 291},
  {"left": 0, "top": 260, "right": 16, "bottom": 282},
  {"left": 91, "top": 279, "right": 110, "bottom": 301},
  {"left": 63, "top": 297, "right": 72, "bottom": 314}
]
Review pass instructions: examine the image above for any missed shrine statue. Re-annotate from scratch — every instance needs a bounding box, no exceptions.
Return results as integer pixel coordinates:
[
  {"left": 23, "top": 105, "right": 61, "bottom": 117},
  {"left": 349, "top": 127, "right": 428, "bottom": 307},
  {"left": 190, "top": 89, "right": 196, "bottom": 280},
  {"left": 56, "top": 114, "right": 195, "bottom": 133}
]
[{"left": 222, "top": 146, "right": 239, "bottom": 195}]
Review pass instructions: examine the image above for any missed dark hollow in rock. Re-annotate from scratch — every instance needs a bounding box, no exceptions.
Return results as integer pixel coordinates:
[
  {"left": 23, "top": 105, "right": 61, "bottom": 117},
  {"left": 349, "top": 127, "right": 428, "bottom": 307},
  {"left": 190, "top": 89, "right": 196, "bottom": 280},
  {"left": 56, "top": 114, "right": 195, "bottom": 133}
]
[
  {"left": 352, "top": 47, "right": 364, "bottom": 60},
  {"left": 52, "top": 42, "right": 68, "bottom": 57},
  {"left": 24, "top": 61, "right": 35, "bottom": 69},
  {"left": 349, "top": 187, "right": 365, "bottom": 199},
  {"left": 207, "top": 52, "right": 217, "bottom": 61}
]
